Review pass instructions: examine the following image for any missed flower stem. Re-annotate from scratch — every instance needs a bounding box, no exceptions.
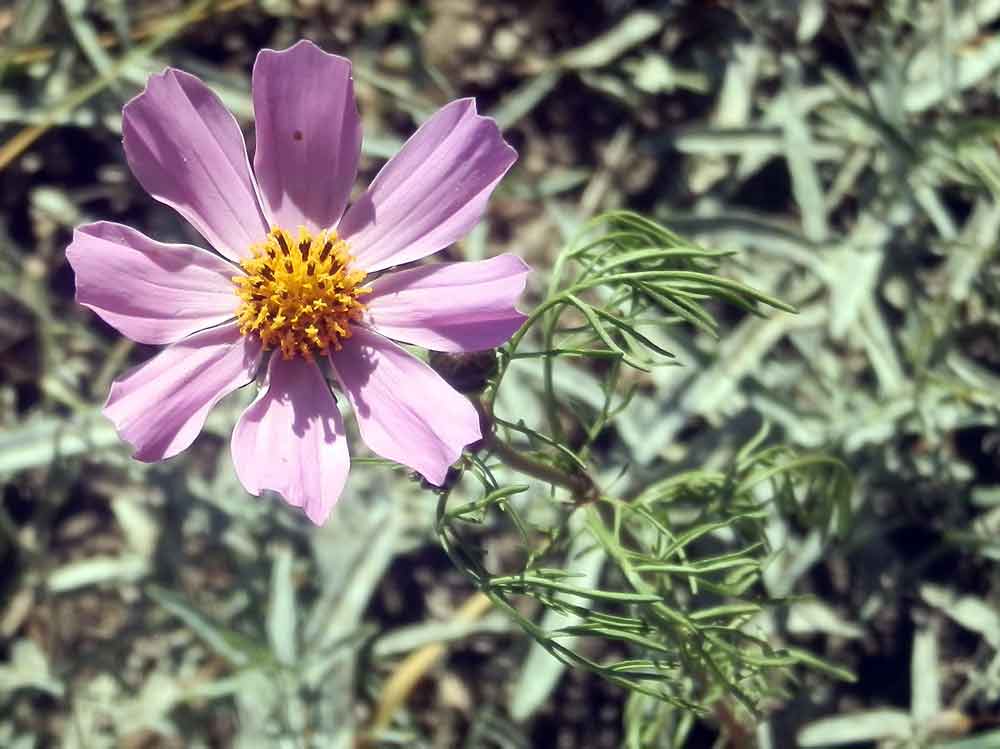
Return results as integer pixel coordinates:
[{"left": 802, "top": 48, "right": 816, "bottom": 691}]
[
  {"left": 475, "top": 396, "right": 599, "bottom": 502},
  {"left": 485, "top": 433, "right": 598, "bottom": 501}
]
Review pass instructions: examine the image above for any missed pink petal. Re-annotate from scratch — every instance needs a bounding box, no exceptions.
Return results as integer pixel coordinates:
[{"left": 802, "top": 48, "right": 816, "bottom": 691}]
[
  {"left": 252, "top": 40, "right": 361, "bottom": 233},
  {"left": 339, "top": 99, "right": 516, "bottom": 273},
  {"left": 330, "top": 328, "right": 480, "bottom": 484},
  {"left": 231, "top": 356, "right": 349, "bottom": 525},
  {"left": 123, "top": 69, "right": 268, "bottom": 262},
  {"left": 67, "top": 221, "right": 239, "bottom": 345},
  {"left": 366, "top": 254, "right": 529, "bottom": 352},
  {"left": 104, "top": 323, "right": 261, "bottom": 462}
]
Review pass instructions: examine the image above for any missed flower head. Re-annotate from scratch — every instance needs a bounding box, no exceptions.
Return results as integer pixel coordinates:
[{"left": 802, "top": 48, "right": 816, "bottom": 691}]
[{"left": 67, "top": 40, "right": 528, "bottom": 525}]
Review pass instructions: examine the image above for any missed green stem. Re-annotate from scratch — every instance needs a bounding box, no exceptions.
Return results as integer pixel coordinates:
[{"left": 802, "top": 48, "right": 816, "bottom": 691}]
[{"left": 486, "top": 432, "right": 597, "bottom": 501}]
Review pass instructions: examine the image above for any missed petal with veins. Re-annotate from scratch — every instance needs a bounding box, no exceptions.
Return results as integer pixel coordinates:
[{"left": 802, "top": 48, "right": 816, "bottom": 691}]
[
  {"left": 232, "top": 356, "right": 350, "bottom": 525},
  {"left": 104, "top": 323, "right": 261, "bottom": 462},
  {"left": 123, "top": 68, "right": 268, "bottom": 261},
  {"left": 340, "top": 99, "right": 516, "bottom": 273},
  {"left": 366, "top": 254, "right": 529, "bottom": 352},
  {"left": 330, "top": 328, "right": 480, "bottom": 484},
  {"left": 252, "top": 40, "right": 361, "bottom": 232},
  {"left": 68, "top": 221, "right": 239, "bottom": 345}
]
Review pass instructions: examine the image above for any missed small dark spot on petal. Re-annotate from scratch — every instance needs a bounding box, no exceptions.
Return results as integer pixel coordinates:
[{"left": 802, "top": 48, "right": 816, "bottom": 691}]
[{"left": 293, "top": 130, "right": 304, "bottom": 141}]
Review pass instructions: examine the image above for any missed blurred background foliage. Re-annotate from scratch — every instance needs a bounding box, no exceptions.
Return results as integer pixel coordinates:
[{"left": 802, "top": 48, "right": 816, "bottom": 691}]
[{"left": 2, "top": 0, "right": 1000, "bottom": 747}]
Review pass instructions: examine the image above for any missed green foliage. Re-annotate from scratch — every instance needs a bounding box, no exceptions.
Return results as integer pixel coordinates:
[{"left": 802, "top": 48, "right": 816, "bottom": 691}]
[{"left": 437, "top": 212, "right": 854, "bottom": 716}]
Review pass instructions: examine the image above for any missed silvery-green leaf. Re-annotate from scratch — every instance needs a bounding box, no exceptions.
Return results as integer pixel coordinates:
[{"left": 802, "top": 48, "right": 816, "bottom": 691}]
[
  {"left": 911, "top": 624, "right": 941, "bottom": 724},
  {"left": 0, "top": 639, "right": 63, "bottom": 697},
  {"left": 110, "top": 495, "right": 159, "bottom": 558},
  {"left": 786, "top": 600, "right": 863, "bottom": 640},
  {"left": 0, "top": 411, "right": 120, "bottom": 475},
  {"left": 934, "top": 728, "right": 1000, "bottom": 749},
  {"left": 797, "top": 710, "right": 912, "bottom": 746},
  {"left": 490, "top": 71, "right": 561, "bottom": 130},
  {"left": 557, "top": 11, "right": 663, "bottom": 70},
  {"left": 267, "top": 545, "right": 298, "bottom": 666},
  {"left": 921, "top": 585, "right": 1000, "bottom": 649},
  {"left": 48, "top": 554, "right": 148, "bottom": 592}
]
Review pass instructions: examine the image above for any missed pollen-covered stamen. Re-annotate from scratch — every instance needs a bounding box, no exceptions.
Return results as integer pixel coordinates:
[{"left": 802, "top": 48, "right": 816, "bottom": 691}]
[{"left": 234, "top": 226, "right": 369, "bottom": 360}]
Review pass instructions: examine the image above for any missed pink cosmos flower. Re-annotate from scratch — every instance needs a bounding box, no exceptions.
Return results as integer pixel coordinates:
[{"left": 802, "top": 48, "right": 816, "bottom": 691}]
[{"left": 66, "top": 40, "right": 528, "bottom": 525}]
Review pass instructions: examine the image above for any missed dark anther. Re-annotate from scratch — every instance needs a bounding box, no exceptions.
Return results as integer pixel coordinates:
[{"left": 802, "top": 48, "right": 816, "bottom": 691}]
[
  {"left": 299, "top": 238, "right": 310, "bottom": 261},
  {"left": 319, "top": 239, "right": 333, "bottom": 263},
  {"left": 261, "top": 266, "right": 275, "bottom": 281},
  {"left": 276, "top": 232, "right": 291, "bottom": 256},
  {"left": 284, "top": 260, "right": 294, "bottom": 274},
  {"left": 307, "top": 262, "right": 315, "bottom": 276}
]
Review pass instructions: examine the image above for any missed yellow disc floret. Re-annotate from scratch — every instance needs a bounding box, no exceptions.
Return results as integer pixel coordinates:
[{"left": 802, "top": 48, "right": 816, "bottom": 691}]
[{"left": 234, "top": 226, "right": 369, "bottom": 360}]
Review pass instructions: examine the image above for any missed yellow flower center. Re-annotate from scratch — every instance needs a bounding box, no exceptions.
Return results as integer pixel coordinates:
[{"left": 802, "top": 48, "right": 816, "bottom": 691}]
[{"left": 234, "top": 226, "right": 369, "bottom": 360}]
